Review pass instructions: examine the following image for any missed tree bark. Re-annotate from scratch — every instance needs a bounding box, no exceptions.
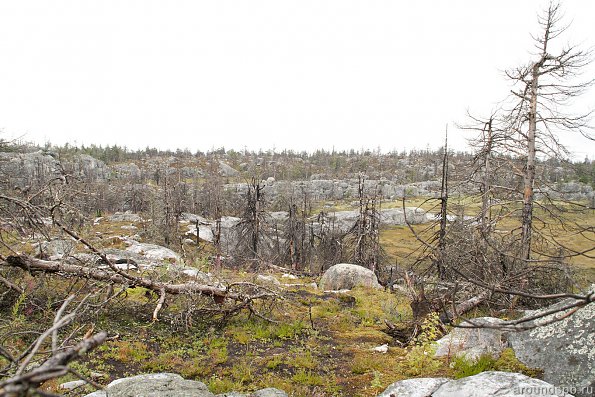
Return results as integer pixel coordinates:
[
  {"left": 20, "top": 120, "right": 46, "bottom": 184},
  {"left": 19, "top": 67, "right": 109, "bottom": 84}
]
[{"left": 521, "top": 63, "right": 539, "bottom": 261}]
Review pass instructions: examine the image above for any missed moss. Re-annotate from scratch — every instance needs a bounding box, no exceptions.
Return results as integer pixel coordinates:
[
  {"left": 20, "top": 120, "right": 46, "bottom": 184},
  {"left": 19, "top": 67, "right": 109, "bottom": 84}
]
[
  {"left": 449, "top": 348, "right": 542, "bottom": 380},
  {"left": 101, "top": 340, "right": 151, "bottom": 364},
  {"left": 494, "top": 348, "right": 543, "bottom": 378}
]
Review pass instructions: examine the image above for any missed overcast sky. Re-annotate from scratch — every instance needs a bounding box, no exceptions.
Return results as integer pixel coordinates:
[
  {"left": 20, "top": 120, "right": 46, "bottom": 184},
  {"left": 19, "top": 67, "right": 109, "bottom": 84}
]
[{"left": 1, "top": 1, "right": 594, "bottom": 158}]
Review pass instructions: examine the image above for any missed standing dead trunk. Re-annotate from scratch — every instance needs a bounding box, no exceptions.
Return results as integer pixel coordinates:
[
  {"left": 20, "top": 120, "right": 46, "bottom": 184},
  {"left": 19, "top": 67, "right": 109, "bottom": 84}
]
[
  {"left": 437, "top": 126, "right": 449, "bottom": 279},
  {"left": 521, "top": 63, "right": 539, "bottom": 261},
  {"left": 481, "top": 118, "right": 493, "bottom": 236}
]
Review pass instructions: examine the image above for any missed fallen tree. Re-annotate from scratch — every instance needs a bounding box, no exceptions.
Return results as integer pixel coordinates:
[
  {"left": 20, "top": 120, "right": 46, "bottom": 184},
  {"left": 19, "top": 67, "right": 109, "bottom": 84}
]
[{"left": 4, "top": 253, "right": 278, "bottom": 322}]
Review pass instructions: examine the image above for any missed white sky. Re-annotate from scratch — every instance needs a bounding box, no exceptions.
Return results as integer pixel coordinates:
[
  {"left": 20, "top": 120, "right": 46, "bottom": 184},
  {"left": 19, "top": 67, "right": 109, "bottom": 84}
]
[{"left": 0, "top": 0, "right": 594, "bottom": 158}]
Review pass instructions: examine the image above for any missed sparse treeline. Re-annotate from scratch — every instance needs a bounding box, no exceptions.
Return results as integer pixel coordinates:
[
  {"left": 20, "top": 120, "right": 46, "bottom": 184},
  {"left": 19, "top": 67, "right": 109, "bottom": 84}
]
[{"left": 3, "top": 138, "right": 593, "bottom": 187}]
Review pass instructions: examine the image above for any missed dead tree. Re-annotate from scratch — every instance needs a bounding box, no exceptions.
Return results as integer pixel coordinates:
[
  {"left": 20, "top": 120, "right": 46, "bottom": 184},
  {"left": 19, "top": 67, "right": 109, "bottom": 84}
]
[
  {"left": 283, "top": 190, "right": 311, "bottom": 271},
  {"left": 502, "top": 1, "right": 593, "bottom": 261},
  {"left": 236, "top": 177, "right": 269, "bottom": 261},
  {"left": 312, "top": 211, "right": 344, "bottom": 273},
  {"left": 421, "top": 2, "right": 595, "bottom": 326},
  {"left": 343, "top": 174, "right": 384, "bottom": 272},
  {"left": 436, "top": 127, "right": 449, "bottom": 279}
]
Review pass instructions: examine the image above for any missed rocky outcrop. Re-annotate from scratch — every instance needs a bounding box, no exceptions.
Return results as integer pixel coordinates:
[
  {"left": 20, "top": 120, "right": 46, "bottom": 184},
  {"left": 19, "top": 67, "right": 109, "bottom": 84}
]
[
  {"left": 83, "top": 373, "right": 287, "bottom": 397},
  {"left": 319, "top": 263, "right": 382, "bottom": 290},
  {"left": 69, "top": 154, "right": 111, "bottom": 182},
  {"left": 223, "top": 179, "right": 445, "bottom": 203},
  {"left": 186, "top": 223, "right": 215, "bottom": 243},
  {"left": 125, "top": 241, "right": 181, "bottom": 263},
  {"left": 434, "top": 317, "right": 507, "bottom": 361},
  {"left": 540, "top": 181, "right": 595, "bottom": 202},
  {"left": 433, "top": 371, "right": 573, "bottom": 397},
  {"left": 377, "top": 372, "right": 573, "bottom": 397},
  {"left": 256, "top": 274, "right": 281, "bottom": 286},
  {"left": 508, "top": 293, "right": 595, "bottom": 397},
  {"left": 59, "top": 380, "right": 88, "bottom": 390},
  {"left": 84, "top": 373, "right": 213, "bottom": 396},
  {"left": 0, "top": 151, "right": 111, "bottom": 186},
  {"left": 36, "top": 238, "right": 76, "bottom": 259},
  {"left": 112, "top": 163, "right": 142, "bottom": 179},
  {"left": 0, "top": 150, "right": 60, "bottom": 188},
  {"left": 218, "top": 161, "right": 240, "bottom": 177},
  {"left": 377, "top": 378, "right": 449, "bottom": 397},
  {"left": 107, "top": 212, "right": 143, "bottom": 223},
  {"left": 214, "top": 388, "right": 287, "bottom": 397},
  {"left": 249, "top": 389, "right": 287, "bottom": 397}
]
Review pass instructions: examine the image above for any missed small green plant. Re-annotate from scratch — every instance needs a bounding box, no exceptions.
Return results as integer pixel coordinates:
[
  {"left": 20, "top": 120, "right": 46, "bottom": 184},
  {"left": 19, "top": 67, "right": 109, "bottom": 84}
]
[
  {"left": 404, "top": 312, "right": 443, "bottom": 376},
  {"left": 287, "top": 349, "right": 317, "bottom": 370},
  {"left": 230, "top": 360, "right": 254, "bottom": 384},
  {"left": 265, "top": 355, "right": 284, "bottom": 370},
  {"left": 275, "top": 320, "right": 305, "bottom": 340},
  {"left": 253, "top": 323, "right": 274, "bottom": 341},
  {"left": 231, "top": 329, "right": 252, "bottom": 345},
  {"left": 370, "top": 370, "right": 383, "bottom": 388},
  {"left": 413, "top": 312, "right": 442, "bottom": 346},
  {"left": 292, "top": 369, "right": 324, "bottom": 386},
  {"left": 208, "top": 375, "right": 237, "bottom": 394},
  {"left": 11, "top": 292, "right": 27, "bottom": 321},
  {"left": 350, "top": 354, "right": 380, "bottom": 374},
  {"left": 206, "top": 337, "right": 228, "bottom": 365},
  {"left": 452, "top": 354, "right": 497, "bottom": 379},
  {"left": 404, "top": 344, "right": 442, "bottom": 376}
]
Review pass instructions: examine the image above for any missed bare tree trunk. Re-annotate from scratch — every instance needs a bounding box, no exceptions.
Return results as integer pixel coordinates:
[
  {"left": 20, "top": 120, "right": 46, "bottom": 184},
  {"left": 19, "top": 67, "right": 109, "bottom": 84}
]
[
  {"left": 521, "top": 64, "right": 539, "bottom": 261},
  {"left": 437, "top": 126, "right": 449, "bottom": 279},
  {"left": 481, "top": 118, "right": 493, "bottom": 235},
  {"left": 215, "top": 206, "right": 222, "bottom": 273}
]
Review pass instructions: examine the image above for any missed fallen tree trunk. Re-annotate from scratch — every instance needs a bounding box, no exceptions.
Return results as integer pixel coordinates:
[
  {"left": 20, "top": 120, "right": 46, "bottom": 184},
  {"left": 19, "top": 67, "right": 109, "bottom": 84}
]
[
  {"left": 440, "top": 289, "right": 491, "bottom": 323},
  {"left": 4, "top": 254, "right": 277, "bottom": 321},
  {"left": 6, "top": 254, "right": 233, "bottom": 299}
]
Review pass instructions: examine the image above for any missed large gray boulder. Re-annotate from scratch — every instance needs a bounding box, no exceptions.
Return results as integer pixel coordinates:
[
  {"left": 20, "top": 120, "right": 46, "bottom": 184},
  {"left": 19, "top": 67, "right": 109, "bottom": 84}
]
[
  {"left": 377, "top": 377, "right": 449, "bottom": 397},
  {"left": 84, "top": 373, "right": 214, "bottom": 397},
  {"left": 181, "top": 213, "right": 211, "bottom": 224},
  {"left": 186, "top": 223, "right": 215, "bottom": 243},
  {"left": 431, "top": 371, "right": 573, "bottom": 397},
  {"left": 36, "top": 238, "right": 76, "bottom": 259},
  {"left": 381, "top": 207, "right": 427, "bottom": 225},
  {"left": 216, "top": 216, "right": 242, "bottom": 254},
  {"left": 251, "top": 389, "right": 288, "bottom": 397},
  {"left": 434, "top": 317, "right": 507, "bottom": 361},
  {"left": 125, "top": 241, "right": 181, "bottom": 263},
  {"left": 107, "top": 212, "right": 143, "bottom": 223},
  {"left": 509, "top": 294, "right": 595, "bottom": 397},
  {"left": 320, "top": 263, "right": 382, "bottom": 290},
  {"left": 215, "top": 388, "right": 287, "bottom": 397},
  {"left": 180, "top": 213, "right": 215, "bottom": 242}
]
